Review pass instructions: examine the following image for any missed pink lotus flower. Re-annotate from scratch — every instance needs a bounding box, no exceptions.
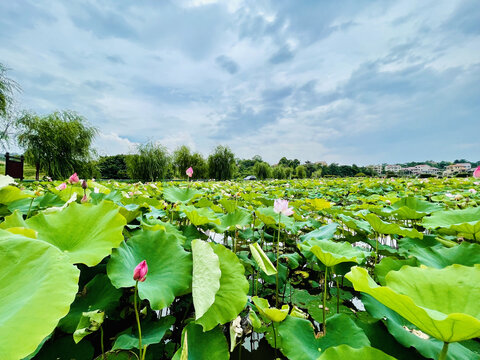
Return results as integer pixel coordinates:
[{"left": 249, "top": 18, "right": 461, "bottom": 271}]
[
  {"left": 133, "top": 260, "right": 148, "bottom": 282},
  {"left": 56, "top": 182, "right": 67, "bottom": 191},
  {"left": 274, "top": 199, "right": 294, "bottom": 216},
  {"left": 469, "top": 189, "right": 477, "bottom": 194},
  {"left": 81, "top": 194, "right": 88, "bottom": 203},
  {"left": 69, "top": 172, "right": 79, "bottom": 184},
  {"left": 186, "top": 167, "right": 193, "bottom": 178},
  {"left": 474, "top": 166, "right": 480, "bottom": 178}
]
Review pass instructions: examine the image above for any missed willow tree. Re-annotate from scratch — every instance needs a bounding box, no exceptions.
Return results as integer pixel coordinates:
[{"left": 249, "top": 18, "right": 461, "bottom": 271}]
[
  {"left": 126, "top": 141, "right": 171, "bottom": 182},
  {"left": 208, "top": 145, "right": 236, "bottom": 180},
  {"left": 173, "top": 145, "right": 209, "bottom": 179},
  {"left": 0, "top": 63, "right": 20, "bottom": 149},
  {"left": 16, "top": 111, "right": 97, "bottom": 180}
]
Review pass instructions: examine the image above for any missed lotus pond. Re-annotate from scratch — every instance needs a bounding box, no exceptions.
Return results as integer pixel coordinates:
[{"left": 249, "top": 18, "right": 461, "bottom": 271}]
[{"left": 1, "top": 175, "right": 480, "bottom": 360}]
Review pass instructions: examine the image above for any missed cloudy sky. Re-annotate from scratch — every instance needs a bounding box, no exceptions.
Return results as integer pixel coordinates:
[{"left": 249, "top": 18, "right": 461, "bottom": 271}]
[{"left": 1, "top": 0, "right": 479, "bottom": 165}]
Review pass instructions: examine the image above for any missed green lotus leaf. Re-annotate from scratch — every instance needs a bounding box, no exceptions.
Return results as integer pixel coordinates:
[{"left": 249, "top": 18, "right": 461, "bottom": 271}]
[
  {"left": 107, "top": 230, "right": 193, "bottom": 310},
  {"left": 309, "top": 240, "right": 366, "bottom": 267},
  {"left": 112, "top": 316, "right": 175, "bottom": 350},
  {"left": 0, "top": 174, "right": 15, "bottom": 188},
  {"left": 317, "top": 345, "right": 396, "bottom": 360},
  {"left": 33, "top": 336, "right": 94, "bottom": 360},
  {"left": 300, "top": 223, "right": 339, "bottom": 242},
  {"left": 7, "top": 193, "right": 64, "bottom": 215},
  {"left": 423, "top": 207, "right": 480, "bottom": 240},
  {"left": 0, "top": 231, "right": 79, "bottom": 360},
  {"left": 408, "top": 241, "right": 480, "bottom": 268},
  {"left": 389, "top": 197, "right": 444, "bottom": 220},
  {"left": 163, "top": 187, "right": 202, "bottom": 203},
  {"left": 0, "top": 185, "right": 30, "bottom": 204},
  {"left": 181, "top": 205, "right": 221, "bottom": 226},
  {"left": 363, "top": 294, "right": 480, "bottom": 360},
  {"left": 346, "top": 265, "right": 480, "bottom": 342},
  {"left": 275, "top": 314, "right": 370, "bottom": 360},
  {"left": 25, "top": 201, "right": 126, "bottom": 266},
  {"left": 218, "top": 198, "right": 237, "bottom": 213},
  {"left": 215, "top": 209, "right": 252, "bottom": 232},
  {"left": 337, "top": 214, "right": 372, "bottom": 233},
  {"left": 252, "top": 296, "right": 289, "bottom": 322},
  {"left": 196, "top": 243, "right": 249, "bottom": 331},
  {"left": 0, "top": 209, "right": 27, "bottom": 229},
  {"left": 374, "top": 257, "right": 418, "bottom": 285},
  {"left": 59, "top": 274, "right": 122, "bottom": 332},
  {"left": 255, "top": 207, "right": 294, "bottom": 227},
  {"left": 250, "top": 242, "right": 277, "bottom": 276},
  {"left": 73, "top": 310, "right": 105, "bottom": 344},
  {"left": 192, "top": 239, "right": 221, "bottom": 319},
  {"left": 366, "top": 213, "right": 423, "bottom": 238},
  {"left": 172, "top": 323, "right": 229, "bottom": 360}
]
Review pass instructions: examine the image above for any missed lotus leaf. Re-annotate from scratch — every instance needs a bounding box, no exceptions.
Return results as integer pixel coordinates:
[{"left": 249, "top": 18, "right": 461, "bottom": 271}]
[
  {"left": 172, "top": 323, "right": 229, "bottom": 360},
  {"left": 423, "top": 207, "right": 480, "bottom": 240},
  {"left": 408, "top": 241, "right": 480, "bottom": 268},
  {"left": 309, "top": 240, "right": 366, "bottom": 267},
  {"left": 252, "top": 296, "right": 290, "bottom": 322},
  {"left": 317, "top": 345, "right": 396, "bottom": 360},
  {"left": 366, "top": 213, "right": 423, "bottom": 239},
  {"left": 181, "top": 205, "right": 221, "bottom": 226},
  {"left": 346, "top": 265, "right": 480, "bottom": 342},
  {"left": 250, "top": 242, "right": 277, "bottom": 276},
  {"left": 163, "top": 187, "right": 202, "bottom": 203}
]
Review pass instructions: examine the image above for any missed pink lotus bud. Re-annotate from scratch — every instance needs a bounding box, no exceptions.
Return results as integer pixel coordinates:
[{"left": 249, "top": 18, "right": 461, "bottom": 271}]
[
  {"left": 186, "top": 167, "right": 193, "bottom": 178},
  {"left": 81, "top": 194, "right": 88, "bottom": 203},
  {"left": 81, "top": 180, "right": 88, "bottom": 189},
  {"left": 56, "top": 182, "right": 67, "bottom": 191},
  {"left": 69, "top": 173, "right": 80, "bottom": 184},
  {"left": 474, "top": 166, "right": 480, "bottom": 179},
  {"left": 133, "top": 260, "right": 148, "bottom": 282},
  {"left": 273, "top": 199, "right": 294, "bottom": 216},
  {"left": 469, "top": 189, "right": 477, "bottom": 194}
]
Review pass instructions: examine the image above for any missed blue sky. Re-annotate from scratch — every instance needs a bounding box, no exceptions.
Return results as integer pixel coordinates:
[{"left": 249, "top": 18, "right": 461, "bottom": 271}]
[{"left": 1, "top": 0, "right": 479, "bottom": 165}]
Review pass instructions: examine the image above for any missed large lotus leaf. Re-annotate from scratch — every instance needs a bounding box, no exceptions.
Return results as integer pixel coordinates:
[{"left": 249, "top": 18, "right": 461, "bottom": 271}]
[
  {"left": 0, "top": 174, "right": 14, "bottom": 188},
  {"left": 0, "top": 209, "right": 27, "bottom": 229},
  {"left": 107, "top": 230, "right": 192, "bottom": 310},
  {"left": 252, "top": 296, "right": 289, "bottom": 322},
  {"left": 181, "top": 205, "right": 221, "bottom": 226},
  {"left": 317, "top": 345, "right": 395, "bottom": 360},
  {"left": 366, "top": 213, "right": 423, "bottom": 238},
  {"left": 255, "top": 207, "right": 294, "bottom": 228},
  {"left": 363, "top": 294, "right": 480, "bottom": 360},
  {"left": 305, "top": 198, "right": 332, "bottom": 211},
  {"left": 7, "top": 193, "right": 64, "bottom": 214},
  {"left": 163, "top": 187, "right": 202, "bottom": 203},
  {"left": 59, "top": 274, "right": 122, "bottom": 332},
  {"left": 0, "top": 185, "right": 30, "bottom": 204},
  {"left": 309, "top": 240, "right": 366, "bottom": 267},
  {"left": 423, "top": 207, "right": 480, "bottom": 240},
  {"left": 300, "top": 223, "right": 339, "bottom": 242},
  {"left": 250, "top": 242, "right": 277, "bottom": 276},
  {"left": 374, "top": 257, "right": 418, "bottom": 285},
  {"left": 112, "top": 316, "right": 175, "bottom": 350},
  {"left": 140, "top": 217, "right": 187, "bottom": 245},
  {"left": 276, "top": 314, "right": 370, "bottom": 360},
  {"left": 192, "top": 240, "right": 221, "bottom": 319},
  {"left": 196, "top": 243, "right": 249, "bottom": 331},
  {"left": 338, "top": 214, "right": 372, "bottom": 233},
  {"left": 215, "top": 209, "right": 252, "bottom": 232},
  {"left": 33, "top": 336, "right": 94, "bottom": 360},
  {"left": 172, "top": 323, "right": 229, "bottom": 360},
  {"left": 389, "top": 197, "right": 444, "bottom": 220},
  {"left": 346, "top": 265, "right": 480, "bottom": 342},
  {"left": 73, "top": 310, "right": 105, "bottom": 344},
  {"left": 408, "top": 241, "right": 480, "bottom": 268},
  {"left": 0, "top": 231, "right": 79, "bottom": 360},
  {"left": 24, "top": 201, "right": 126, "bottom": 266}
]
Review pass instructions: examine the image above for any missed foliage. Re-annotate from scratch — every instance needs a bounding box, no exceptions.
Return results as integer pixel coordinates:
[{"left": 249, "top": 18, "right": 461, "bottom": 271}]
[
  {"left": 173, "top": 145, "right": 208, "bottom": 179},
  {"left": 126, "top": 141, "right": 171, "bottom": 181},
  {"left": 254, "top": 161, "right": 271, "bottom": 180},
  {"left": 16, "top": 110, "right": 97, "bottom": 180},
  {"left": 296, "top": 165, "right": 306, "bottom": 179},
  {"left": 208, "top": 145, "right": 236, "bottom": 180},
  {"left": 98, "top": 155, "right": 129, "bottom": 179}
]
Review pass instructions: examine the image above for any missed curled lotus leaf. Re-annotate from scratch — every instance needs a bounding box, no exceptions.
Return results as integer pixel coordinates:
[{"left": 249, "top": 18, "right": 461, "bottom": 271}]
[
  {"left": 252, "top": 296, "right": 290, "bottom": 322},
  {"left": 308, "top": 239, "right": 366, "bottom": 267}
]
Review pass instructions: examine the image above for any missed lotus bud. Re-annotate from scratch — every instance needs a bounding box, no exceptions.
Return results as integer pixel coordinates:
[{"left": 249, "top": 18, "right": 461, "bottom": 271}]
[
  {"left": 81, "top": 180, "right": 88, "bottom": 189},
  {"left": 186, "top": 167, "right": 193, "bottom": 178},
  {"left": 133, "top": 260, "right": 148, "bottom": 282},
  {"left": 81, "top": 194, "right": 88, "bottom": 203},
  {"left": 69, "top": 172, "right": 80, "bottom": 184},
  {"left": 56, "top": 182, "right": 67, "bottom": 191},
  {"left": 474, "top": 166, "right": 480, "bottom": 178}
]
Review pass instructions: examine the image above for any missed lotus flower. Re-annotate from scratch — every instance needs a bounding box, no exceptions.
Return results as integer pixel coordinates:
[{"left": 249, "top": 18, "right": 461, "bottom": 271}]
[
  {"left": 81, "top": 194, "right": 88, "bottom": 203},
  {"left": 133, "top": 260, "right": 148, "bottom": 282},
  {"left": 186, "top": 167, "right": 193, "bottom": 178},
  {"left": 474, "top": 166, "right": 480, "bottom": 178},
  {"left": 56, "top": 182, "right": 67, "bottom": 191},
  {"left": 69, "top": 172, "right": 79, "bottom": 184},
  {"left": 274, "top": 199, "right": 294, "bottom": 216},
  {"left": 469, "top": 189, "right": 477, "bottom": 194},
  {"left": 81, "top": 180, "right": 88, "bottom": 189}
]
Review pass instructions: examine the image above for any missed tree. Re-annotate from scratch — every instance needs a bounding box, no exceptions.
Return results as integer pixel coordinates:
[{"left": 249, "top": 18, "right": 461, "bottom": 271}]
[
  {"left": 272, "top": 166, "right": 286, "bottom": 179},
  {"left": 253, "top": 161, "right": 271, "bottom": 180},
  {"left": 126, "top": 141, "right": 171, "bottom": 182},
  {"left": 97, "top": 155, "right": 128, "bottom": 179},
  {"left": 190, "top": 152, "right": 209, "bottom": 179},
  {"left": 0, "top": 63, "right": 20, "bottom": 150},
  {"left": 17, "top": 111, "right": 97, "bottom": 180},
  {"left": 173, "top": 145, "right": 193, "bottom": 179},
  {"left": 208, "top": 145, "right": 236, "bottom": 180},
  {"left": 296, "top": 165, "right": 306, "bottom": 179},
  {"left": 284, "top": 167, "right": 293, "bottom": 179}
]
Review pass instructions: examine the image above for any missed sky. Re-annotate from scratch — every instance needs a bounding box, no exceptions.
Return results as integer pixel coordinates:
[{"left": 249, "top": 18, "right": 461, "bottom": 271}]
[{"left": 1, "top": 0, "right": 479, "bottom": 165}]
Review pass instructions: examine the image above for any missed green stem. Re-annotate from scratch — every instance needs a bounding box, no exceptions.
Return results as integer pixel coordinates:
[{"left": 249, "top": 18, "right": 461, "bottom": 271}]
[
  {"left": 134, "top": 282, "right": 143, "bottom": 359},
  {"left": 438, "top": 342, "right": 449, "bottom": 360},
  {"left": 333, "top": 266, "right": 340, "bottom": 313},
  {"left": 26, "top": 197, "right": 35, "bottom": 219},
  {"left": 275, "top": 212, "right": 281, "bottom": 307},
  {"left": 100, "top": 326, "right": 105, "bottom": 360},
  {"left": 323, "top": 266, "right": 328, "bottom": 334},
  {"left": 375, "top": 234, "right": 379, "bottom": 265},
  {"left": 271, "top": 322, "right": 277, "bottom": 359}
]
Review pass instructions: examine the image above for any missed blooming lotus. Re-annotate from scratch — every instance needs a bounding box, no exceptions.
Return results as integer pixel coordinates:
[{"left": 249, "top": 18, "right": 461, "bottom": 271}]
[
  {"left": 474, "top": 166, "right": 480, "bottom": 178},
  {"left": 186, "top": 167, "right": 193, "bottom": 178},
  {"left": 274, "top": 199, "right": 294, "bottom": 216},
  {"left": 68, "top": 172, "right": 79, "bottom": 184},
  {"left": 133, "top": 260, "right": 148, "bottom": 282},
  {"left": 56, "top": 182, "right": 67, "bottom": 191}
]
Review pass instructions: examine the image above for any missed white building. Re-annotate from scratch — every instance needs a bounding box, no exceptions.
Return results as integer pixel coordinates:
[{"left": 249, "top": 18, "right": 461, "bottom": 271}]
[
  {"left": 385, "top": 164, "right": 403, "bottom": 173},
  {"left": 404, "top": 164, "right": 441, "bottom": 176},
  {"left": 443, "top": 163, "right": 471, "bottom": 176},
  {"left": 368, "top": 164, "right": 383, "bottom": 174}
]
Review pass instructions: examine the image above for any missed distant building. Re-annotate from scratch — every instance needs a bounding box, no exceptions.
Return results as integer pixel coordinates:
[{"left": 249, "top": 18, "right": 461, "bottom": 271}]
[
  {"left": 385, "top": 164, "right": 402, "bottom": 173},
  {"left": 368, "top": 164, "right": 383, "bottom": 174},
  {"left": 443, "top": 163, "right": 471, "bottom": 176},
  {"left": 404, "top": 164, "right": 441, "bottom": 176}
]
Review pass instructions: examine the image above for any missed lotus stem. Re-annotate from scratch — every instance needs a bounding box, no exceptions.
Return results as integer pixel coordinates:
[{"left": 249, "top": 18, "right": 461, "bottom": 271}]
[
  {"left": 134, "top": 281, "right": 144, "bottom": 359},
  {"left": 100, "top": 325, "right": 105, "bottom": 360},
  {"left": 323, "top": 266, "right": 328, "bottom": 334},
  {"left": 275, "top": 212, "right": 281, "bottom": 307},
  {"left": 438, "top": 342, "right": 449, "bottom": 360},
  {"left": 333, "top": 266, "right": 340, "bottom": 313},
  {"left": 26, "top": 197, "right": 35, "bottom": 219}
]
